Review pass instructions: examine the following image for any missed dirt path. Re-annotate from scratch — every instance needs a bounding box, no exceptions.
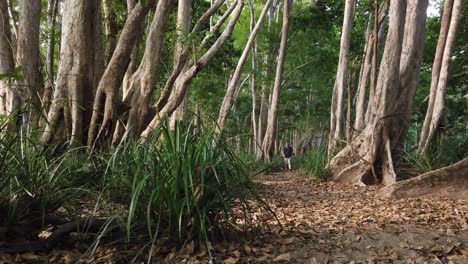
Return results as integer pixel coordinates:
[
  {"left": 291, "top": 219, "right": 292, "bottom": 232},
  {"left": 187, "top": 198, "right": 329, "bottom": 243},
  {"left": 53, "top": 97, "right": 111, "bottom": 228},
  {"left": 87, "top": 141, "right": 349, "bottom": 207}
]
[
  {"left": 2, "top": 172, "right": 467, "bottom": 263},
  {"left": 240, "top": 171, "right": 468, "bottom": 263}
]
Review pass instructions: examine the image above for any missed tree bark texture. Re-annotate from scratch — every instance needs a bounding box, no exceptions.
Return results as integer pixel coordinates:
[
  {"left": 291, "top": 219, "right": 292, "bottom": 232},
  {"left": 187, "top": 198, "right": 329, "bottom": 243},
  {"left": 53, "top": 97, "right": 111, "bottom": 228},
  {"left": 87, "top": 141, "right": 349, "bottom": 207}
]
[
  {"left": 329, "top": 0, "right": 428, "bottom": 187},
  {"left": 16, "top": 0, "right": 42, "bottom": 126},
  {"left": 328, "top": 0, "right": 355, "bottom": 157},
  {"left": 88, "top": 0, "right": 158, "bottom": 146},
  {"left": 379, "top": 157, "right": 468, "bottom": 200},
  {"left": 119, "top": 0, "right": 175, "bottom": 140},
  {"left": 170, "top": 0, "right": 193, "bottom": 127},
  {"left": 140, "top": 0, "right": 245, "bottom": 140},
  {"left": 0, "top": 0, "right": 16, "bottom": 124},
  {"left": 43, "top": 0, "right": 60, "bottom": 117},
  {"left": 354, "top": 1, "right": 388, "bottom": 132},
  {"left": 103, "top": 0, "right": 119, "bottom": 65},
  {"left": 216, "top": 0, "right": 273, "bottom": 134},
  {"left": 42, "top": 0, "right": 104, "bottom": 145},
  {"left": 260, "top": 0, "right": 291, "bottom": 161},
  {"left": 418, "top": 0, "right": 462, "bottom": 156},
  {"left": 248, "top": 0, "right": 259, "bottom": 155}
]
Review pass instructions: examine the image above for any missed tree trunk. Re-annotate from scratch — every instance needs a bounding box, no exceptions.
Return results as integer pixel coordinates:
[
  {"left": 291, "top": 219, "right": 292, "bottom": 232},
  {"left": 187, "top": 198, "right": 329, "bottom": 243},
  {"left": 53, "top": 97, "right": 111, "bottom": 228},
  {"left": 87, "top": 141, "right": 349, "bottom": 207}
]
[
  {"left": 6, "top": 0, "right": 17, "bottom": 54},
  {"left": 0, "top": 0, "right": 16, "bottom": 127},
  {"left": 379, "top": 157, "right": 468, "bottom": 200},
  {"left": 418, "top": 0, "right": 462, "bottom": 156},
  {"left": 42, "top": 0, "right": 60, "bottom": 117},
  {"left": 16, "top": 0, "right": 42, "bottom": 128},
  {"left": 260, "top": 0, "right": 291, "bottom": 161},
  {"left": 42, "top": 0, "right": 104, "bottom": 145},
  {"left": 122, "top": 0, "right": 140, "bottom": 96},
  {"left": 140, "top": 0, "right": 245, "bottom": 140},
  {"left": 329, "top": 0, "right": 428, "bottom": 186},
  {"left": 215, "top": 0, "right": 273, "bottom": 134},
  {"left": 354, "top": 1, "right": 388, "bottom": 132},
  {"left": 328, "top": 0, "right": 355, "bottom": 157},
  {"left": 170, "top": 0, "right": 193, "bottom": 127},
  {"left": 103, "top": 0, "right": 119, "bottom": 65},
  {"left": 118, "top": 0, "right": 174, "bottom": 140},
  {"left": 249, "top": 0, "right": 259, "bottom": 155},
  {"left": 87, "top": 0, "right": 157, "bottom": 146}
]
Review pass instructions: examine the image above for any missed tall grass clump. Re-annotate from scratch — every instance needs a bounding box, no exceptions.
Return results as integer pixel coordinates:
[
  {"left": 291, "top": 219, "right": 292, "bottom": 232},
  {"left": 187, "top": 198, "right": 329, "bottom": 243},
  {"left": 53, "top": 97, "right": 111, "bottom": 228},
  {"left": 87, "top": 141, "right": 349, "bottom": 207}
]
[
  {"left": 103, "top": 121, "right": 266, "bottom": 243},
  {"left": 0, "top": 132, "right": 90, "bottom": 227},
  {"left": 300, "top": 147, "right": 331, "bottom": 180}
]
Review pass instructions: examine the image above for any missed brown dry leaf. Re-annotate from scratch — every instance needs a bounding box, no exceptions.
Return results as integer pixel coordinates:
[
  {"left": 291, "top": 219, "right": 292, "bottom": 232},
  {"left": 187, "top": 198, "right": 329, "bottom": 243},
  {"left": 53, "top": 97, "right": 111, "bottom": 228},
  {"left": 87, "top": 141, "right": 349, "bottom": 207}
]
[
  {"left": 261, "top": 244, "right": 274, "bottom": 253},
  {"left": 243, "top": 244, "right": 252, "bottom": 254},
  {"left": 214, "top": 244, "right": 226, "bottom": 253},
  {"left": 232, "top": 250, "right": 241, "bottom": 258},
  {"left": 223, "top": 257, "right": 239, "bottom": 264},
  {"left": 256, "top": 255, "right": 269, "bottom": 262},
  {"left": 278, "top": 237, "right": 295, "bottom": 245},
  {"left": 20, "top": 253, "right": 40, "bottom": 261},
  {"left": 273, "top": 253, "right": 291, "bottom": 262}
]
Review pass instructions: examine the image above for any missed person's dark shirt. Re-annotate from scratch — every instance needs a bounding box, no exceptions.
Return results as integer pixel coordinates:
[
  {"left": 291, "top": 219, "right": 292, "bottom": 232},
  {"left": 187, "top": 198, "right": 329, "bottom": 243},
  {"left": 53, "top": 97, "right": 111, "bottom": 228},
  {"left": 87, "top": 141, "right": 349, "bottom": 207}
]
[{"left": 283, "top": 146, "right": 293, "bottom": 158}]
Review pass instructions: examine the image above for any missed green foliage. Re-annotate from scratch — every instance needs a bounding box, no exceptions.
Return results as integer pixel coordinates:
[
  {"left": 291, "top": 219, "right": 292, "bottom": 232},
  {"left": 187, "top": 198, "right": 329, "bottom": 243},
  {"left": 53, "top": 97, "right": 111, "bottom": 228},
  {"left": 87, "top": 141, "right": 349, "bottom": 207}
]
[
  {"left": 0, "top": 113, "right": 271, "bottom": 247},
  {"left": 299, "top": 147, "right": 331, "bottom": 181},
  {"left": 102, "top": 121, "right": 266, "bottom": 242},
  {"left": 0, "top": 66, "right": 25, "bottom": 81},
  {"left": 0, "top": 134, "right": 90, "bottom": 226}
]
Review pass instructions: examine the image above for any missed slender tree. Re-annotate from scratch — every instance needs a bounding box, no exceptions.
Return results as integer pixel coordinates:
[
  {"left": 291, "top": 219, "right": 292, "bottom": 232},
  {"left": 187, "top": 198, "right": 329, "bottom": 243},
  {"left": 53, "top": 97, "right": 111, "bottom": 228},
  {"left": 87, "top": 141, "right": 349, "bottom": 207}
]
[
  {"left": 141, "top": 0, "right": 245, "bottom": 140},
  {"left": 0, "top": 0, "right": 16, "bottom": 124},
  {"left": 43, "top": 0, "right": 60, "bottom": 116},
  {"left": 16, "top": 0, "right": 42, "bottom": 127},
  {"left": 354, "top": 1, "right": 388, "bottom": 132},
  {"left": 170, "top": 0, "right": 193, "bottom": 127},
  {"left": 328, "top": 0, "right": 355, "bottom": 157},
  {"left": 216, "top": 0, "right": 273, "bottom": 134},
  {"left": 418, "top": 0, "right": 462, "bottom": 156},
  {"left": 259, "top": 0, "right": 292, "bottom": 161},
  {"left": 103, "top": 0, "right": 119, "bottom": 65}
]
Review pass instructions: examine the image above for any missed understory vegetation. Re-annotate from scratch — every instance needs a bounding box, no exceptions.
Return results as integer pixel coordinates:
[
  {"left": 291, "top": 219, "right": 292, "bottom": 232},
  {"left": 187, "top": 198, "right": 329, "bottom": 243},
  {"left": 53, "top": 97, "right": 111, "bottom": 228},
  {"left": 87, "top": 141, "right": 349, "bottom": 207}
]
[{"left": 0, "top": 119, "right": 273, "bottom": 254}]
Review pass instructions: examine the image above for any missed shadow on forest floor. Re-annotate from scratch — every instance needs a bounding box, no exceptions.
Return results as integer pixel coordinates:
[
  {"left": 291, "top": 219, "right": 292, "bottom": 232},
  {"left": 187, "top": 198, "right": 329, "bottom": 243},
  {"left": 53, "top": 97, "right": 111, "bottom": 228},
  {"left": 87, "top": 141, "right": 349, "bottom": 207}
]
[{"left": 1, "top": 171, "right": 467, "bottom": 263}]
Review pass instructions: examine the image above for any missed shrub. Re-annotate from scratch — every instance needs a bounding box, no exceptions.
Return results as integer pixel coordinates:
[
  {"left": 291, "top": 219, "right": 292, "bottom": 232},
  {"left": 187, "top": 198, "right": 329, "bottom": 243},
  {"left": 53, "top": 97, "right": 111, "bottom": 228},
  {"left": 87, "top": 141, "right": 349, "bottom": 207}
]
[
  {"left": 102, "top": 121, "right": 266, "bottom": 242},
  {"left": 299, "top": 147, "right": 331, "bottom": 180}
]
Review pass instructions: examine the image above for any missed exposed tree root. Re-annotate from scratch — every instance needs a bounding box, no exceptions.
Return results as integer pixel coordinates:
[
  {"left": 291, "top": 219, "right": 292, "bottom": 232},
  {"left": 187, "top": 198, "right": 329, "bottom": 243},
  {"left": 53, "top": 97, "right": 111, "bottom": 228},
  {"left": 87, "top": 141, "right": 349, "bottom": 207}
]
[{"left": 379, "top": 157, "right": 468, "bottom": 199}]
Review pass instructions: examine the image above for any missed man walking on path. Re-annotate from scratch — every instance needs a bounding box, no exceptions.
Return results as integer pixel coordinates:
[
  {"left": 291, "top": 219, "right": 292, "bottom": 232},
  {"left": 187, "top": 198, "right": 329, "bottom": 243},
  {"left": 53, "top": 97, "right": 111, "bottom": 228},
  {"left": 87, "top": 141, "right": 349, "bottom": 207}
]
[{"left": 283, "top": 143, "right": 294, "bottom": 171}]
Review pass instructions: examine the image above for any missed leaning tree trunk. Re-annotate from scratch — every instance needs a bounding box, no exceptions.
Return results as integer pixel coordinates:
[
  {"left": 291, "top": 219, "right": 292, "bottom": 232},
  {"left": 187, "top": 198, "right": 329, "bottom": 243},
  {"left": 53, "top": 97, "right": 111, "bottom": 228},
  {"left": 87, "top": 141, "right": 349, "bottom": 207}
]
[
  {"left": 328, "top": 0, "right": 355, "bottom": 157},
  {"left": 215, "top": 0, "right": 273, "bottom": 134},
  {"left": 87, "top": 0, "right": 157, "bottom": 146},
  {"left": 418, "top": 0, "right": 462, "bottom": 156},
  {"left": 140, "top": 0, "right": 245, "bottom": 140},
  {"left": 260, "top": 0, "right": 291, "bottom": 161},
  {"left": 379, "top": 157, "right": 468, "bottom": 200},
  {"left": 329, "top": 0, "right": 428, "bottom": 186},
  {"left": 0, "top": 0, "right": 16, "bottom": 128},
  {"left": 42, "top": 0, "right": 104, "bottom": 145},
  {"left": 16, "top": 0, "right": 42, "bottom": 128}
]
